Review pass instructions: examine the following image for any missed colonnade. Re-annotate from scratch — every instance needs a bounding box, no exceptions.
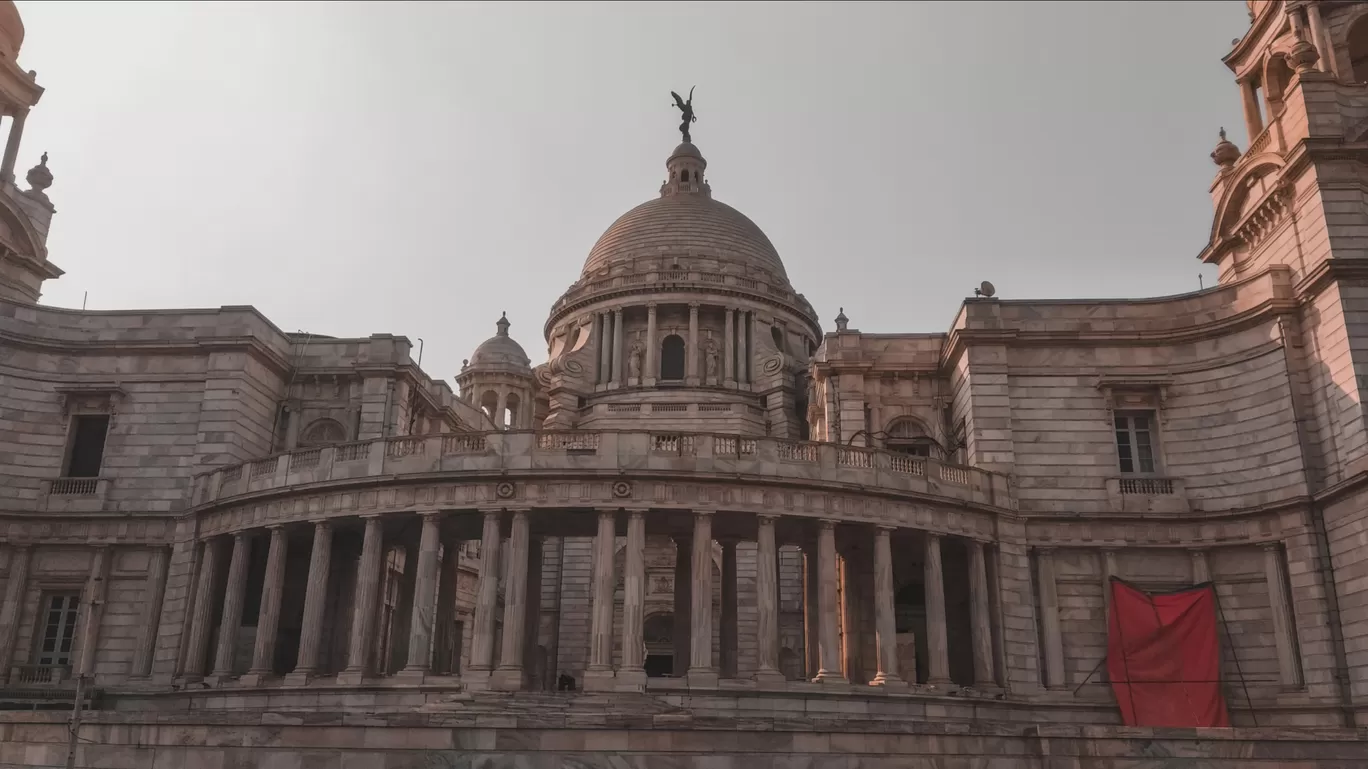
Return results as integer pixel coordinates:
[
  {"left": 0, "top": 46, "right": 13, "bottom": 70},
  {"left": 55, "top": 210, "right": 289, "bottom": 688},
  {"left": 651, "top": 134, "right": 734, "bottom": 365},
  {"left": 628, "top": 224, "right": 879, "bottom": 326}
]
[
  {"left": 593, "top": 303, "right": 757, "bottom": 388},
  {"left": 177, "top": 509, "right": 1001, "bottom": 692}
]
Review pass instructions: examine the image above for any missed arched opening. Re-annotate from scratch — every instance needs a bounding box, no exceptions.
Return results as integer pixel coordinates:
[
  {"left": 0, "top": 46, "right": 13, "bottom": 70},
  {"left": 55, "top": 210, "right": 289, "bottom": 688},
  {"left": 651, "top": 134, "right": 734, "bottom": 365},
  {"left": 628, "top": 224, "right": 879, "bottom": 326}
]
[
  {"left": 770, "top": 325, "right": 785, "bottom": 354},
  {"left": 885, "top": 417, "right": 938, "bottom": 459},
  {"left": 1263, "top": 55, "right": 1294, "bottom": 118},
  {"left": 643, "top": 613, "right": 674, "bottom": 677},
  {"left": 505, "top": 392, "right": 521, "bottom": 430},
  {"left": 660, "top": 334, "right": 685, "bottom": 380},
  {"left": 298, "top": 418, "right": 347, "bottom": 448},
  {"left": 681, "top": 170, "right": 690, "bottom": 183},
  {"left": 1351, "top": 15, "right": 1368, "bottom": 82},
  {"left": 480, "top": 390, "right": 499, "bottom": 424}
]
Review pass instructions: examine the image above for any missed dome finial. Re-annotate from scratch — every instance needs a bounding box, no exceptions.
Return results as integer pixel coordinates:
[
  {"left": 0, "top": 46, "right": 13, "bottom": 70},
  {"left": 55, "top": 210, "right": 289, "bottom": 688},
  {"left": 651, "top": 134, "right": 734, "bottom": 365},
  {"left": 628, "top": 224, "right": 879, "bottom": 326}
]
[
  {"left": 835, "top": 307, "right": 849, "bottom": 331},
  {"left": 496, "top": 311, "right": 510, "bottom": 337},
  {"left": 1210, "top": 127, "right": 1239, "bottom": 170}
]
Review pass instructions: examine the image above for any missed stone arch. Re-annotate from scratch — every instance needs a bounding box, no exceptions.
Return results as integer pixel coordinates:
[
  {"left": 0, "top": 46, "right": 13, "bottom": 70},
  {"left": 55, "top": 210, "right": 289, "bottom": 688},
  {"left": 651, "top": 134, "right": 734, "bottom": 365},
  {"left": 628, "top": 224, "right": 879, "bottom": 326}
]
[
  {"left": 479, "top": 390, "right": 499, "bottom": 422},
  {"left": 660, "top": 334, "right": 685, "bottom": 380},
  {"left": 1209, "top": 157, "right": 1286, "bottom": 244},
  {"left": 0, "top": 193, "right": 44, "bottom": 259},
  {"left": 505, "top": 392, "right": 522, "bottom": 429},
  {"left": 1262, "top": 54, "right": 1295, "bottom": 117},
  {"left": 884, "top": 416, "right": 938, "bottom": 458},
  {"left": 298, "top": 418, "right": 347, "bottom": 448}
]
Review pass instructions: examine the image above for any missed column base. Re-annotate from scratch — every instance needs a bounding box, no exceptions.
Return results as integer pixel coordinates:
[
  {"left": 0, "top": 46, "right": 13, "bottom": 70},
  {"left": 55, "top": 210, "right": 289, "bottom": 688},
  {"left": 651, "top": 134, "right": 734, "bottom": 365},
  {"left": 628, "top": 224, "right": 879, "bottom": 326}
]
[
  {"left": 752, "top": 669, "right": 787, "bottom": 687},
  {"left": 204, "top": 673, "right": 236, "bottom": 688},
  {"left": 582, "top": 667, "right": 616, "bottom": 691},
  {"left": 926, "top": 677, "right": 954, "bottom": 687},
  {"left": 615, "top": 667, "right": 647, "bottom": 692},
  {"left": 237, "top": 671, "right": 274, "bottom": 688},
  {"left": 812, "top": 670, "right": 849, "bottom": 686},
  {"left": 686, "top": 377, "right": 700, "bottom": 387},
  {"left": 868, "top": 673, "right": 907, "bottom": 688},
  {"left": 490, "top": 667, "right": 526, "bottom": 691},
  {"left": 686, "top": 669, "right": 720, "bottom": 689},
  {"left": 392, "top": 668, "right": 433, "bottom": 685},
  {"left": 282, "top": 670, "right": 322, "bottom": 687},
  {"left": 335, "top": 669, "right": 368, "bottom": 686},
  {"left": 462, "top": 668, "right": 492, "bottom": 691}
]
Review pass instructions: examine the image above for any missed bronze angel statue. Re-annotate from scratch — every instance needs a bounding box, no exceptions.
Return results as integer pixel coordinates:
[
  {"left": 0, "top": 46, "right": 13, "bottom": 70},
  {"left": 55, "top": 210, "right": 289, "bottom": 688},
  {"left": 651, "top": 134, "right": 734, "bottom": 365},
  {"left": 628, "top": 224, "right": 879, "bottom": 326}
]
[{"left": 671, "top": 87, "right": 696, "bottom": 143}]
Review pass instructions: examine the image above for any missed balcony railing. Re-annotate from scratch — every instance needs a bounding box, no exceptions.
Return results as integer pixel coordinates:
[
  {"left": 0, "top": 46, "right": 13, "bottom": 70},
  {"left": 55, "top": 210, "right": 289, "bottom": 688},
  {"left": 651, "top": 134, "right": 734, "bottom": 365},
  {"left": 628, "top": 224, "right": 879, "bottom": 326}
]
[
  {"left": 9, "top": 664, "right": 71, "bottom": 686},
  {"left": 193, "top": 431, "right": 1012, "bottom": 510},
  {"left": 39, "top": 477, "right": 111, "bottom": 513}
]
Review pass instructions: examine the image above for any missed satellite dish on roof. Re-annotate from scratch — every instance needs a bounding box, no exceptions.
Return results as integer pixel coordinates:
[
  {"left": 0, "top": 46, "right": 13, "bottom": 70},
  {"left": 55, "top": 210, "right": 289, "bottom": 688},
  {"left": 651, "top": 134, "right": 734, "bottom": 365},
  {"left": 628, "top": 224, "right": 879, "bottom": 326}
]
[{"left": 974, "top": 280, "right": 996, "bottom": 298}]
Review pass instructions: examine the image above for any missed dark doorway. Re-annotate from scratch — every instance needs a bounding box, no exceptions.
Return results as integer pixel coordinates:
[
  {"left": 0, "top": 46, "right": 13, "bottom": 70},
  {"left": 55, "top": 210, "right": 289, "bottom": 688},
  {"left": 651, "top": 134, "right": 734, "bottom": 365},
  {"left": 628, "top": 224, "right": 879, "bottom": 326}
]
[{"left": 660, "top": 335, "right": 686, "bottom": 380}]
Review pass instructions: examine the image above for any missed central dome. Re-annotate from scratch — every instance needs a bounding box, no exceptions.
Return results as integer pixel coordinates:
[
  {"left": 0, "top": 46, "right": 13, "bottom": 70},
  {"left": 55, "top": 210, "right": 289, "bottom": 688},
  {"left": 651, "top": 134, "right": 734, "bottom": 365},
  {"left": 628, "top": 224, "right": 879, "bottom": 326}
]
[{"left": 578, "top": 142, "right": 790, "bottom": 285}]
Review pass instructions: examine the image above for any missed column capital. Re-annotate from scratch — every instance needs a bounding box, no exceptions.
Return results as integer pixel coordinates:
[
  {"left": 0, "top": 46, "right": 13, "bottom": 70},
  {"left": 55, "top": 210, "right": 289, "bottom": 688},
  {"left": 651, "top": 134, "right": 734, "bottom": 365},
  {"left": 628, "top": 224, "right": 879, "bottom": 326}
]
[
  {"left": 477, "top": 507, "right": 504, "bottom": 518},
  {"left": 625, "top": 509, "right": 648, "bottom": 520},
  {"left": 819, "top": 518, "right": 838, "bottom": 530},
  {"left": 875, "top": 525, "right": 895, "bottom": 534},
  {"left": 647, "top": 302, "right": 657, "bottom": 310},
  {"left": 232, "top": 530, "right": 250, "bottom": 542},
  {"left": 613, "top": 307, "right": 624, "bottom": 316},
  {"left": 758, "top": 514, "right": 779, "bottom": 525},
  {"left": 360, "top": 512, "right": 385, "bottom": 521},
  {"left": 308, "top": 518, "right": 333, "bottom": 529},
  {"left": 1187, "top": 545, "right": 1210, "bottom": 553},
  {"left": 419, "top": 510, "right": 444, "bottom": 522},
  {"left": 689, "top": 302, "right": 700, "bottom": 310},
  {"left": 1098, "top": 545, "right": 1118, "bottom": 555},
  {"left": 1260, "top": 541, "right": 1281, "bottom": 552},
  {"left": 266, "top": 523, "right": 287, "bottom": 532}
]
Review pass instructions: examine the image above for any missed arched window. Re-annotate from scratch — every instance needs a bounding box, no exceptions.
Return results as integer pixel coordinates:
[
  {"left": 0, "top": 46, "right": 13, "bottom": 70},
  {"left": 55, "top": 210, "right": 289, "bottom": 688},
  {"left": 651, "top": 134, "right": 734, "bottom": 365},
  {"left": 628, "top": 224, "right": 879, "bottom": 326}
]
[
  {"left": 298, "top": 418, "right": 347, "bottom": 448},
  {"left": 681, "top": 170, "right": 690, "bottom": 182},
  {"left": 1263, "top": 55, "right": 1294, "bottom": 117},
  {"left": 480, "top": 390, "right": 499, "bottom": 424},
  {"left": 505, "top": 392, "right": 521, "bottom": 430},
  {"left": 660, "top": 334, "right": 685, "bottom": 380},
  {"left": 1351, "top": 16, "right": 1368, "bottom": 82},
  {"left": 884, "top": 417, "right": 937, "bottom": 458}
]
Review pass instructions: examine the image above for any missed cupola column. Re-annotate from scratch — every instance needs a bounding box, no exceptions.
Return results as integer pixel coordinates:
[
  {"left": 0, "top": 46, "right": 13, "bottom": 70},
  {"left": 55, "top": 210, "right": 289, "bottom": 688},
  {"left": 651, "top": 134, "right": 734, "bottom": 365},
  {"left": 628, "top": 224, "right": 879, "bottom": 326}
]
[
  {"left": 1239, "top": 78, "right": 1263, "bottom": 145},
  {"left": 598, "top": 312, "right": 612, "bottom": 384},
  {"left": 0, "top": 107, "right": 27, "bottom": 184},
  {"left": 611, "top": 308, "right": 625, "bottom": 387},
  {"left": 687, "top": 303, "right": 700, "bottom": 385},
  {"left": 738, "top": 311, "right": 749, "bottom": 384},
  {"left": 644, "top": 304, "right": 658, "bottom": 386},
  {"left": 724, "top": 309, "right": 736, "bottom": 386},
  {"left": 1305, "top": 2, "right": 1334, "bottom": 76}
]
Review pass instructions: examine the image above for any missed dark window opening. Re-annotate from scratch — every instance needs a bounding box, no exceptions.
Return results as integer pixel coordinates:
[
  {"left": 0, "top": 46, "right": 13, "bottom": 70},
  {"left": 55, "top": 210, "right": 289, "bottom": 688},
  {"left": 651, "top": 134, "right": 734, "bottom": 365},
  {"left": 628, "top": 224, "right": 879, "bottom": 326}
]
[
  {"left": 66, "top": 415, "right": 110, "bottom": 478},
  {"left": 1350, "top": 17, "right": 1368, "bottom": 82},
  {"left": 771, "top": 325, "right": 785, "bottom": 354},
  {"left": 681, "top": 170, "right": 689, "bottom": 182},
  {"left": 660, "top": 334, "right": 686, "bottom": 380}
]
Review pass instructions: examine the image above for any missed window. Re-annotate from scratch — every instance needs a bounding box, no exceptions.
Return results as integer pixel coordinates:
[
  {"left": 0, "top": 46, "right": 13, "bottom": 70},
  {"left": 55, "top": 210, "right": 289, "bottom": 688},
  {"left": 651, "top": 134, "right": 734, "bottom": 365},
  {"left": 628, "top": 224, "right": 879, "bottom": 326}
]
[
  {"left": 660, "top": 335, "right": 685, "bottom": 380},
  {"left": 885, "top": 417, "right": 937, "bottom": 459},
  {"left": 1114, "top": 412, "right": 1157, "bottom": 474},
  {"left": 65, "top": 415, "right": 110, "bottom": 478},
  {"left": 34, "top": 593, "right": 80, "bottom": 667},
  {"left": 1350, "top": 16, "right": 1368, "bottom": 83},
  {"left": 298, "top": 418, "right": 347, "bottom": 448}
]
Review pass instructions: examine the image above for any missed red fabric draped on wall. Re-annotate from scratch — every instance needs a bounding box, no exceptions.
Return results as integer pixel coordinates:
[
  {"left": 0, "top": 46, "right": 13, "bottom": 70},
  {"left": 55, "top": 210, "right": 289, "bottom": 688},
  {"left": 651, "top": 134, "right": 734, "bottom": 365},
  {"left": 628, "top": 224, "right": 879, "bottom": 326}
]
[{"left": 1106, "top": 578, "right": 1230, "bottom": 728}]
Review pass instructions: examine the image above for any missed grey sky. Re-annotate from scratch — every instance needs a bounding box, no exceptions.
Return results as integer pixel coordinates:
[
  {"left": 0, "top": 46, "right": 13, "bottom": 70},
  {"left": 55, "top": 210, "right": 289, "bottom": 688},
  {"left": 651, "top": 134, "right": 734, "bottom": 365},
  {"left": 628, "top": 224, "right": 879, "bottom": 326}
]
[{"left": 18, "top": 1, "right": 1250, "bottom": 381}]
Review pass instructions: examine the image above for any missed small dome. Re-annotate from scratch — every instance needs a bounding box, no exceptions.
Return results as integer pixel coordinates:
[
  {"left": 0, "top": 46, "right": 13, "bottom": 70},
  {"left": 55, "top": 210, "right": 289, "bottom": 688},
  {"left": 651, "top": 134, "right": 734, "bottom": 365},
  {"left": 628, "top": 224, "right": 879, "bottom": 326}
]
[
  {"left": 467, "top": 312, "right": 531, "bottom": 373},
  {"left": 0, "top": 1, "right": 23, "bottom": 61}
]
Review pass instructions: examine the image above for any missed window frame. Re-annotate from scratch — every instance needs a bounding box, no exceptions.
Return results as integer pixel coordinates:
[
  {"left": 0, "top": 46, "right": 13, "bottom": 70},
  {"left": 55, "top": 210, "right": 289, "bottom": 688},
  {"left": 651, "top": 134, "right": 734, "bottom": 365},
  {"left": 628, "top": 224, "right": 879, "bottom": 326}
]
[
  {"left": 62, "top": 413, "right": 111, "bottom": 478},
  {"left": 1113, "top": 409, "right": 1162, "bottom": 476},
  {"left": 30, "top": 590, "right": 83, "bottom": 669}
]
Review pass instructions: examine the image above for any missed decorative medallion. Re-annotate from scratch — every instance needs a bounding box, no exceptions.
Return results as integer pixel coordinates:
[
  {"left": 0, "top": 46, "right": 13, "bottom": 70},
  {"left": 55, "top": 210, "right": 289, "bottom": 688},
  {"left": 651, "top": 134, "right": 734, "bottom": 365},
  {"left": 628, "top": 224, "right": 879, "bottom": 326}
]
[
  {"left": 612, "top": 480, "right": 633, "bottom": 499},
  {"left": 495, "top": 481, "right": 516, "bottom": 499}
]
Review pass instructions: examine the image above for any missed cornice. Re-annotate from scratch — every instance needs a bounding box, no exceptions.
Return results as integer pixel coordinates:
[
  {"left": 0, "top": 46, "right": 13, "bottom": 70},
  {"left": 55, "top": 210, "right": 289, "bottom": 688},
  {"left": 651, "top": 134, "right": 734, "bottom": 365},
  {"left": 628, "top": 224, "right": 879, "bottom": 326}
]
[
  {"left": 1223, "top": 0, "right": 1283, "bottom": 74},
  {"left": 0, "top": 330, "right": 293, "bottom": 376}
]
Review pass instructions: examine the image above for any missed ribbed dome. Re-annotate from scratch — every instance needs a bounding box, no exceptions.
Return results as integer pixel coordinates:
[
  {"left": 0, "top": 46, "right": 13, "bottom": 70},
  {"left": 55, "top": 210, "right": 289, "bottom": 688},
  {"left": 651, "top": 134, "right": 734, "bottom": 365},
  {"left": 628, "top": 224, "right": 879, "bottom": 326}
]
[
  {"left": 578, "top": 141, "right": 790, "bottom": 284},
  {"left": 467, "top": 313, "right": 531, "bottom": 373},
  {"left": 0, "top": 1, "right": 24, "bottom": 61},
  {"left": 581, "top": 193, "right": 788, "bottom": 282}
]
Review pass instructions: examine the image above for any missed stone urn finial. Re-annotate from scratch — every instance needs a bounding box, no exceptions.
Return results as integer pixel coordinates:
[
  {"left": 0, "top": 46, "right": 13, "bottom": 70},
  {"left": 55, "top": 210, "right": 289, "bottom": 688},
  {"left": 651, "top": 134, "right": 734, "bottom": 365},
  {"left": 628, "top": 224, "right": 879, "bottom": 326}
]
[
  {"left": 1210, "top": 127, "right": 1240, "bottom": 169},
  {"left": 25, "top": 151, "right": 51, "bottom": 193},
  {"left": 1287, "top": 30, "right": 1319, "bottom": 75},
  {"left": 835, "top": 307, "right": 849, "bottom": 332}
]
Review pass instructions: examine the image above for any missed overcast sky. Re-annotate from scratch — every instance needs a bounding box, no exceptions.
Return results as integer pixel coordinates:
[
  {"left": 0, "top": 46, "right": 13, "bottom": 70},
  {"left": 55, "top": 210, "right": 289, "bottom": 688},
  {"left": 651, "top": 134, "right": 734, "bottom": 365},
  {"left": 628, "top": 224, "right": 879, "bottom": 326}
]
[{"left": 17, "top": 1, "right": 1249, "bottom": 380}]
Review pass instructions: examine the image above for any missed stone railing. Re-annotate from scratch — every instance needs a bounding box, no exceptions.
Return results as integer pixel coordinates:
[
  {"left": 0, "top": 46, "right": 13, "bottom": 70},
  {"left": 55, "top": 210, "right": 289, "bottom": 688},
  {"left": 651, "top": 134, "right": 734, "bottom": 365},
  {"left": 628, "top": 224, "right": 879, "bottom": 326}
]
[
  {"left": 1105, "top": 476, "right": 1188, "bottom": 515},
  {"left": 8, "top": 664, "right": 71, "bottom": 686},
  {"left": 551, "top": 269, "right": 819, "bottom": 322},
  {"left": 38, "top": 477, "right": 111, "bottom": 514},
  {"left": 193, "top": 431, "right": 1011, "bottom": 510}
]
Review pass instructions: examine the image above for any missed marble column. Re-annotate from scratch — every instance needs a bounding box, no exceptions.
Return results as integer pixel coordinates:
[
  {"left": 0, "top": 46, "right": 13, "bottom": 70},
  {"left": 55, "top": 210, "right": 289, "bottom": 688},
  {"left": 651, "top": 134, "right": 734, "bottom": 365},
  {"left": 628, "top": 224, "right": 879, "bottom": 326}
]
[
  {"left": 0, "top": 545, "right": 32, "bottom": 679},
  {"left": 1036, "top": 547, "right": 1066, "bottom": 690},
  {"left": 434, "top": 537, "right": 463, "bottom": 676},
  {"left": 181, "top": 540, "right": 221, "bottom": 679},
  {"left": 841, "top": 552, "right": 864, "bottom": 683},
  {"left": 1264, "top": 544, "right": 1303, "bottom": 689},
  {"left": 814, "top": 520, "right": 846, "bottom": 684},
  {"left": 619, "top": 510, "right": 648, "bottom": 689},
  {"left": 723, "top": 309, "right": 736, "bottom": 385},
  {"left": 689, "top": 511, "right": 717, "bottom": 685},
  {"left": 584, "top": 509, "right": 617, "bottom": 689},
  {"left": 401, "top": 512, "right": 443, "bottom": 679},
  {"left": 493, "top": 511, "right": 531, "bottom": 690},
  {"left": 1240, "top": 79, "right": 1263, "bottom": 145},
  {"left": 686, "top": 303, "right": 700, "bottom": 384},
  {"left": 599, "top": 311, "right": 612, "bottom": 384},
  {"left": 495, "top": 390, "right": 508, "bottom": 429},
  {"left": 211, "top": 533, "right": 252, "bottom": 680},
  {"left": 340, "top": 516, "right": 385, "bottom": 683},
  {"left": 720, "top": 539, "right": 738, "bottom": 677},
  {"left": 244, "top": 526, "right": 288, "bottom": 685},
  {"left": 755, "top": 516, "right": 784, "bottom": 684},
  {"left": 923, "top": 533, "right": 952, "bottom": 686},
  {"left": 737, "top": 311, "right": 749, "bottom": 384},
  {"left": 1190, "top": 548, "right": 1211, "bottom": 583},
  {"left": 644, "top": 304, "right": 658, "bottom": 385},
  {"left": 870, "top": 527, "right": 903, "bottom": 686},
  {"left": 0, "top": 108, "right": 26, "bottom": 183},
  {"left": 465, "top": 510, "right": 502, "bottom": 688},
  {"left": 967, "top": 540, "right": 996, "bottom": 688},
  {"left": 521, "top": 536, "right": 544, "bottom": 686},
  {"left": 289, "top": 521, "right": 332, "bottom": 681},
  {"left": 803, "top": 543, "right": 820, "bottom": 679},
  {"left": 672, "top": 536, "right": 692, "bottom": 677},
  {"left": 131, "top": 546, "right": 170, "bottom": 678},
  {"left": 611, "top": 308, "right": 625, "bottom": 387},
  {"left": 1306, "top": 1, "right": 1333, "bottom": 74},
  {"left": 76, "top": 547, "right": 111, "bottom": 679}
]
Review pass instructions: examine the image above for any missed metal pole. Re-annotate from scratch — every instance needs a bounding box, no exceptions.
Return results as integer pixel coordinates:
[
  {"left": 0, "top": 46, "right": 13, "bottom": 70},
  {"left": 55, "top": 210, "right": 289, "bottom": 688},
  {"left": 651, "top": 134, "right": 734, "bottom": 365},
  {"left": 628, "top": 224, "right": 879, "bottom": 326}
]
[{"left": 66, "top": 582, "right": 100, "bottom": 769}]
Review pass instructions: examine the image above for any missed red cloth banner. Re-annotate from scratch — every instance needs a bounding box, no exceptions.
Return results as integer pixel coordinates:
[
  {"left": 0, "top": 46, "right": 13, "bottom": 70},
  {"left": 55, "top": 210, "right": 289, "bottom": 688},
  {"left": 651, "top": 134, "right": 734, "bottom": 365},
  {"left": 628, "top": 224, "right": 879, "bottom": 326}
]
[{"left": 1106, "top": 578, "right": 1230, "bottom": 728}]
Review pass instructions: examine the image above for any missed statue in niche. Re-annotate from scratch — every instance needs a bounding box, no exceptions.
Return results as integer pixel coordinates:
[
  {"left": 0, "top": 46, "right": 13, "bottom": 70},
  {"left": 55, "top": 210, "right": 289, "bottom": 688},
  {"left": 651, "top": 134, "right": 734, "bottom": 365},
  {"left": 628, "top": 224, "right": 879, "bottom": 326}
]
[
  {"left": 628, "top": 343, "right": 643, "bottom": 380},
  {"left": 704, "top": 338, "right": 720, "bottom": 382}
]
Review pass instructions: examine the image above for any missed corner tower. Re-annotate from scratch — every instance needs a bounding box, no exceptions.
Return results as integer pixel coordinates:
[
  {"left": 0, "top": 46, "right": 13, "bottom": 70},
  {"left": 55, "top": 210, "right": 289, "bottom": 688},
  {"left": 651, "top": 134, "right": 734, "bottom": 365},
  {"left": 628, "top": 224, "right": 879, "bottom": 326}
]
[
  {"left": 538, "top": 136, "right": 822, "bottom": 437},
  {"left": 0, "top": 0, "right": 57, "bottom": 304}
]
